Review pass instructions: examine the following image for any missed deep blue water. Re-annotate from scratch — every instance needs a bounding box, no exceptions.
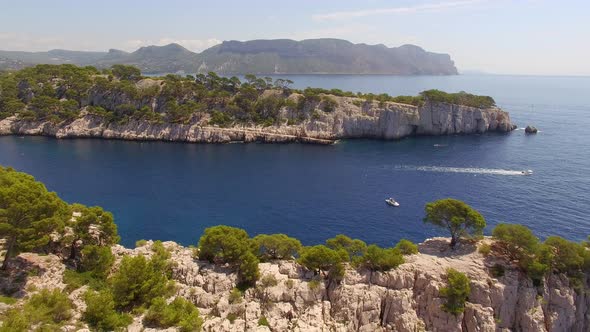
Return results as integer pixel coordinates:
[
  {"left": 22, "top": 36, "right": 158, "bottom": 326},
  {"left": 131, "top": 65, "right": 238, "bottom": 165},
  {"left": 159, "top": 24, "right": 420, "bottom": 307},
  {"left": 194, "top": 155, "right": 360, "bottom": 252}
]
[{"left": 1, "top": 74, "right": 589, "bottom": 247}]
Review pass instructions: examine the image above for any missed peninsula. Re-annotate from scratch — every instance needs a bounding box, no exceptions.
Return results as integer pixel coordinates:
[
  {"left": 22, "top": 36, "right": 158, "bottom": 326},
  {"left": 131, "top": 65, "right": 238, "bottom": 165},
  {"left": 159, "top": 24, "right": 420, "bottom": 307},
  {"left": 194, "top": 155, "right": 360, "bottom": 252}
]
[{"left": 0, "top": 65, "right": 514, "bottom": 144}]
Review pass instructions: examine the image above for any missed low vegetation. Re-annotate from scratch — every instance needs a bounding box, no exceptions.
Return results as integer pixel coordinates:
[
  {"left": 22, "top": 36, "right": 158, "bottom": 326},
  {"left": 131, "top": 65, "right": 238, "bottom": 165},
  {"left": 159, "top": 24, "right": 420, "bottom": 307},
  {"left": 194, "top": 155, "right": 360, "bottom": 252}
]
[
  {"left": 0, "top": 64, "right": 497, "bottom": 127},
  {"left": 440, "top": 268, "right": 471, "bottom": 315},
  {"left": 0, "top": 289, "right": 73, "bottom": 331},
  {"left": 395, "top": 239, "right": 419, "bottom": 255},
  {"left": 492, "top": 223, "right": 590, "bottom": 288},
  {"left": 144, "top": 297, "right": 203, "bottom": 332}
]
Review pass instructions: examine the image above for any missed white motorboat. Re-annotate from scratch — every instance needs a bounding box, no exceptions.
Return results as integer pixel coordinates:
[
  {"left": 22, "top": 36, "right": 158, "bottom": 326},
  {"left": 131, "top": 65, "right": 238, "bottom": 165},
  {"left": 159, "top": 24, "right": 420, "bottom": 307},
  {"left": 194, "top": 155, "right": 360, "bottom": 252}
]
[
  {"left": 521, "top": 170, "right": 533, "bottom": 176},
  {"left": 385, "top": 198, "right": 400, "bottom": 207}
]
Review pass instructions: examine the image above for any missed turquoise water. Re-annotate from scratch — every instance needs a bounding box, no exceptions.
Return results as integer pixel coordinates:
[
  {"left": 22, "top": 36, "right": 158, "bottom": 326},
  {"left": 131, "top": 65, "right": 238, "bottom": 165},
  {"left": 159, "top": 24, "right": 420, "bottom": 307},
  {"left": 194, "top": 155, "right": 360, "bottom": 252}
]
[{"left": 1, "top": 74, "right": 589, "bottom": 247}]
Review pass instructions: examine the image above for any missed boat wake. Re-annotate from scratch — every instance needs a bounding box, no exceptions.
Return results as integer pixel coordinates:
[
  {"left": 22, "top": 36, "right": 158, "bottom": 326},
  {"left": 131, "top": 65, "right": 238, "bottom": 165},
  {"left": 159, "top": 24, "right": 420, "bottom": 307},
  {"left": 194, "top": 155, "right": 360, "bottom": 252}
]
[{"left": 392, "top": 165, "right": 527, "bottom": 176}]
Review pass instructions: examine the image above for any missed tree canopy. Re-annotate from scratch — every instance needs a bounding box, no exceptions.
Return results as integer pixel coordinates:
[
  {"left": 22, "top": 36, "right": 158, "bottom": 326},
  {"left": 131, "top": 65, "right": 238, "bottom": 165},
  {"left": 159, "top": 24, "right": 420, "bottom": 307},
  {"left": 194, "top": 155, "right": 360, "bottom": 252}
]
[
  {"left": 0, "top": 64, "right": 498, "bottom": 128},
  {"left": 197, "top": 225, "right": 260, "bottom": 286},
  {"left": 252, "top": 233, "right": 302, "bottom": 260},
  {"left": 424, "top": 198, "right": 486, "bottom": 248},
  {"left": 0, "top": 166, "right": 69, "bottom": 268},
  {"left": 325, "top": 234, "right": 367, "bottom": 262}
]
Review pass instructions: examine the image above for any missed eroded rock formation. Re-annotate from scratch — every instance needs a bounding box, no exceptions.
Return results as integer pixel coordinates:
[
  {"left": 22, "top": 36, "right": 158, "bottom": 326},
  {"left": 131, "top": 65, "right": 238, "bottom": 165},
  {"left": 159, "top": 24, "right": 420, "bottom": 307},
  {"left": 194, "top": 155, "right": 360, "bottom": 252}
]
[{"left": 1, "top": 237, "right": 586, "bottom": 332}]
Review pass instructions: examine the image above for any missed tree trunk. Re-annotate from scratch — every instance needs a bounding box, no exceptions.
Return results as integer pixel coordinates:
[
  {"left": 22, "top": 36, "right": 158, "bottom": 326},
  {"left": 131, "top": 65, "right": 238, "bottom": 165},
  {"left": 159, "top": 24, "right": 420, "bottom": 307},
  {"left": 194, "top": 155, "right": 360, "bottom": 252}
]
[
  {"left": 450, "top": 235, "right": 457, "bottom": 249},
  {"left": 1, "top": 238, "right": 15, "bottom": 270}
]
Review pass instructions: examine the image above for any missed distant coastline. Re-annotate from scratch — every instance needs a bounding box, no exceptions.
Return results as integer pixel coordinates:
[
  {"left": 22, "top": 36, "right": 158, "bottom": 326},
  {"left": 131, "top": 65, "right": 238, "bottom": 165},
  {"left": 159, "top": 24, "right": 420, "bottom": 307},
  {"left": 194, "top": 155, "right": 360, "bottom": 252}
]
[{"left": 0, "top": 38, "right": 458, "bottom": 75}]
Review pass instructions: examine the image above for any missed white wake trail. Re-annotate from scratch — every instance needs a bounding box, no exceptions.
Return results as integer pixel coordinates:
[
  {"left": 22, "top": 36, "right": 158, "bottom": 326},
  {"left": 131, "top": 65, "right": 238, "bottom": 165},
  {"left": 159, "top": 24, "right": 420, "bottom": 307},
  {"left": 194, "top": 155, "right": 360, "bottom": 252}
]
[{"left": 392, "top": 165, "right": 527, "bottom": 176}]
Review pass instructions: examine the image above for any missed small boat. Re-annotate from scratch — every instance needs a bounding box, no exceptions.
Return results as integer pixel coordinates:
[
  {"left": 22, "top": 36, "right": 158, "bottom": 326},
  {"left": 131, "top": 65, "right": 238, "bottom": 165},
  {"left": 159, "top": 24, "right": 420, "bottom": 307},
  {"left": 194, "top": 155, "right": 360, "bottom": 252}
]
[
  {"left": 521, "top": 170, "right": 533, "bottom": 176},
  {"left": 385, "top": 198, "right": 400, "bottom": 207}
]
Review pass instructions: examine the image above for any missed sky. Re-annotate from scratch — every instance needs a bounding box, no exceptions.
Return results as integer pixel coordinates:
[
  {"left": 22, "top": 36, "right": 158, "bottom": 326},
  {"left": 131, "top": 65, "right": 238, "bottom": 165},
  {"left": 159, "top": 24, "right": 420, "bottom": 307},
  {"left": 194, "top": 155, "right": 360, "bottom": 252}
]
[{"left": 0, "top": 0, "right": 588, "bottom": 75}]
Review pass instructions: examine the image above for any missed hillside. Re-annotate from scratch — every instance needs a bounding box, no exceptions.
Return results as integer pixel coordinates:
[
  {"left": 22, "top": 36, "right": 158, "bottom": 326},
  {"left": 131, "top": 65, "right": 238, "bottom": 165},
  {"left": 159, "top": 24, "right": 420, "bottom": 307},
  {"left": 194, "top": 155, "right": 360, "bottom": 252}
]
[
  {"left": 198, "top": 39, "right": 458, "bottom": 75},
  {"left": 0, "top": 39, "right": 458, "bottom": 75}
]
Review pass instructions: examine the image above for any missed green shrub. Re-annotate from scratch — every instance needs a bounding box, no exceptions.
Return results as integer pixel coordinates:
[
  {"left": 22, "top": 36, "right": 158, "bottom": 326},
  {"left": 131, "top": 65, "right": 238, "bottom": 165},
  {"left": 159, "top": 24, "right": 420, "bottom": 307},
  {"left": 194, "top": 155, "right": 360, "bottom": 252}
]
[
  {"left": 0, "top": 295, "right": 17, "bottom": 305},
  {"left": 420, "top": 89, "right": 495, "bottom": 108},
  {"left": 111, "top": 64, "right": 141, "bottom": 81},
  {"left": 63, "top": 269, "right": 107, "bottom": 292},
  {"left": 492, "top": 223, "right": 540, "bottom": 260},
  {"left": 395, "top": 239, "right": 418, "bottom": 255},
  {"left": 151, "top": 240, "right": 172, "bottom": 273},
  {"left": 308, "top": 279, "right": 321, "bottom": 291},
  {"left": 136, "top": 239, "right": 148, "bottom": 247},
  {"left": 360, "top": 245, "right": 404, "bottom": 271},
  {"left": 253, "top": 233, "right": 302, "bottom": 260},
  {"left": 83, "top": 290, "right": 132, "bottom": 331},
  {"left": 492, "top": 223, "right": 552, "bottom": 284},
  {"left": 228, "top": 288, "right": 243, "bottom": 304},
  {"left": 144, "top": 297, "right": 203, "bottom": 332},
  {"left": 321, "top": 97, "right": 338, "bottom": 112},
  {"left": 209, "top": 110, "right": 233, "bottom": 127},
  {"left": 285, "top": 279, "right": 295, "bottom": 289},
  {"left": 326, "top": 234, "right": 367, "bottom": 262},
  {"left": 110, "top": 255, "right": 173, "bottom": 310},
  {"left": 440, "top": 269, "right": 471, "bottom": 315},
  {"left": 526, "top": 260, "right": 550, "bottom": 287},
  {"left": 0, "top": 288, "right": 74, "bottom": 331},
  {"left": 198, "top": 225, "right": 251, "bottom": 264},
  {"left": 79, "top": 245, "right": 114, "bottom": 279},
  {"left": 544, "top": 236, "right": 585, "bottom": 274},
  {"left": 298, "top": 245, "right": 346, "bottom": 276},
  {"left": 478, "top": 243, "right": 492, "bottom": 256},
  {"left": 198, "top": 225, "right": 260, "bottom": 286},
  {"left": 25, "top": 288, "right": 72, "bottom": 323},
  {"left": 227, "top": 312, "right": 238, "bottom": 324},
  {"left": 258, "top": 315, "right": 270, "bottom": 327},
  {"left": 390, "top": 95, "right": 424, "bottom": 106},
  {"left": 0, "top": 309, "right": 28, "bottom": 332}
]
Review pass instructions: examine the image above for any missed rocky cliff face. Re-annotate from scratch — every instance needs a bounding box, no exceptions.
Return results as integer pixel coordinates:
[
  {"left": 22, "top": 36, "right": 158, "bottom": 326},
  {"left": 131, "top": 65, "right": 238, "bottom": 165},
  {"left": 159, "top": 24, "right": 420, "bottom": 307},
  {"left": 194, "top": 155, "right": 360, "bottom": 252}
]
[
  {"left": 0, "top": 97, "right": 514, "bottom": 144},
  {"left": 1, "top": 238, "right": 587, "bottom": 332}
]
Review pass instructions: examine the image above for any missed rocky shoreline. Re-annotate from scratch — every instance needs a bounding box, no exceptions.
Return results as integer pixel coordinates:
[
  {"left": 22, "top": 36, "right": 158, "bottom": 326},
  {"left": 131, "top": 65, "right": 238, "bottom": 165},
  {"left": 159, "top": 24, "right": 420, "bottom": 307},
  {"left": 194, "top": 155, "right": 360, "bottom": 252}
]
[
  {"left": 1, "top": 237, "right": 587, "bottom": 332},
  {"left": 0, "top": 99, "right": 515, "bottom": 145}
]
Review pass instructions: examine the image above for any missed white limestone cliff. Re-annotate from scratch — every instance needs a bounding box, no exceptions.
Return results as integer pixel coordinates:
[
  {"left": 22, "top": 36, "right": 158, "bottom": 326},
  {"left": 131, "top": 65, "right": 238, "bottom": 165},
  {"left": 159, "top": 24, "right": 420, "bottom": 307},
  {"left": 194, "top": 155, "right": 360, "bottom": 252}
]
[{"left": 0, "top": 96, "right": 514, "bottom": 144}]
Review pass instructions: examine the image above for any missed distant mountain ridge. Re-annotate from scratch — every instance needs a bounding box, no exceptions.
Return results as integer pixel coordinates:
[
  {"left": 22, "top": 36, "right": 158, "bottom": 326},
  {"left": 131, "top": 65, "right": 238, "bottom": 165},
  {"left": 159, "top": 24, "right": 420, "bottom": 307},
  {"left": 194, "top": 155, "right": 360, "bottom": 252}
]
[{"left": 0, "top": 38, "right": 458, "bottom": 75}]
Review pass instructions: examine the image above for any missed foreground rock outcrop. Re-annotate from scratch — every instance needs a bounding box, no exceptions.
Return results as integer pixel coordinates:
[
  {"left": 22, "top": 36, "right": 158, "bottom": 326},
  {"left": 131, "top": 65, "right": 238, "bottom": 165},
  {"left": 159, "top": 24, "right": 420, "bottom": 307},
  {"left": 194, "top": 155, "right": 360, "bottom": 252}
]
[
  {"left": 1, "top": 237, "right": 587, "bottom": 332},
  {"left": 0, "top": 98, "right": 514, "bottom": 144}
]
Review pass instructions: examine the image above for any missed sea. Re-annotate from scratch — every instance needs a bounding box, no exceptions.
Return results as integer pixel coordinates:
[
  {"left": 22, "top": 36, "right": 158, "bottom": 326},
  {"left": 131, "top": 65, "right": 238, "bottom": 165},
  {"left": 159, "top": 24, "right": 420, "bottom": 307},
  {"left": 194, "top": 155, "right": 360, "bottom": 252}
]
[{"left": 1, "top": 74, "right": 589, "bottom": 248}]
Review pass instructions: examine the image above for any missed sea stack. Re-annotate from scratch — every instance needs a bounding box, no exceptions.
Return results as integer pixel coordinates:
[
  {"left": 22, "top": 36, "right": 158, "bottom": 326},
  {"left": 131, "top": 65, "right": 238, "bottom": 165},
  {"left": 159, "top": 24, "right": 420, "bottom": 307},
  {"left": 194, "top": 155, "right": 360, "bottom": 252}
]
[{"left": 525, "top": 125, "right": 538, "bottom": 134}]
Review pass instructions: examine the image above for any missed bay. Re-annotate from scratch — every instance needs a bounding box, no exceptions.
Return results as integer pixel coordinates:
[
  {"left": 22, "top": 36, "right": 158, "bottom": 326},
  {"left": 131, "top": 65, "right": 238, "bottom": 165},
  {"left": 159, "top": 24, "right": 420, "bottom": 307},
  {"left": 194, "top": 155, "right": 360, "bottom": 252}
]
[{"left": 1, "top": 74, "right": 589, "bottom": 247}]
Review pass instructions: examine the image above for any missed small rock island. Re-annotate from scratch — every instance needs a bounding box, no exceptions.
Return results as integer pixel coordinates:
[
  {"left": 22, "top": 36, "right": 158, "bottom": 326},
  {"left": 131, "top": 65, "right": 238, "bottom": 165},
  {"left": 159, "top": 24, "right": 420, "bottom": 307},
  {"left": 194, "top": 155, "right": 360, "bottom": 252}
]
[
  {"left": 525, "top": 125, "right": 539, "bottom": 134},
  {"left": 0, "top": 65, "right": 515, "bottom": 144}
]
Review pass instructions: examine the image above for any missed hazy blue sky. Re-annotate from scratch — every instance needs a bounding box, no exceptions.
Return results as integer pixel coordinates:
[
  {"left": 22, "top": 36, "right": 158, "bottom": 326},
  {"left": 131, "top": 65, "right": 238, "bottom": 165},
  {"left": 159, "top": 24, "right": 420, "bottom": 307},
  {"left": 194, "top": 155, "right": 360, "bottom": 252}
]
[{"left": 1, "top": 0, "right": 588, "bottom": 75}]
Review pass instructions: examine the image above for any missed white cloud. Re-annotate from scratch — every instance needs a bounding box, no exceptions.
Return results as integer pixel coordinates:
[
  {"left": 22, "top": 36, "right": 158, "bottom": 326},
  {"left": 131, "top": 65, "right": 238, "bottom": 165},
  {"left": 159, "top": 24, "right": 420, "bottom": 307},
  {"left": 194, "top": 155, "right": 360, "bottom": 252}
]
[
  {"left": 312, "top": 0, "right": 486, "bottom": 21},
  {"left": 0, "top": 32, "right": 67, "bottom": 51},
  {"left": 123, "top": 38, "right": 221, "bottom": 52}
]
